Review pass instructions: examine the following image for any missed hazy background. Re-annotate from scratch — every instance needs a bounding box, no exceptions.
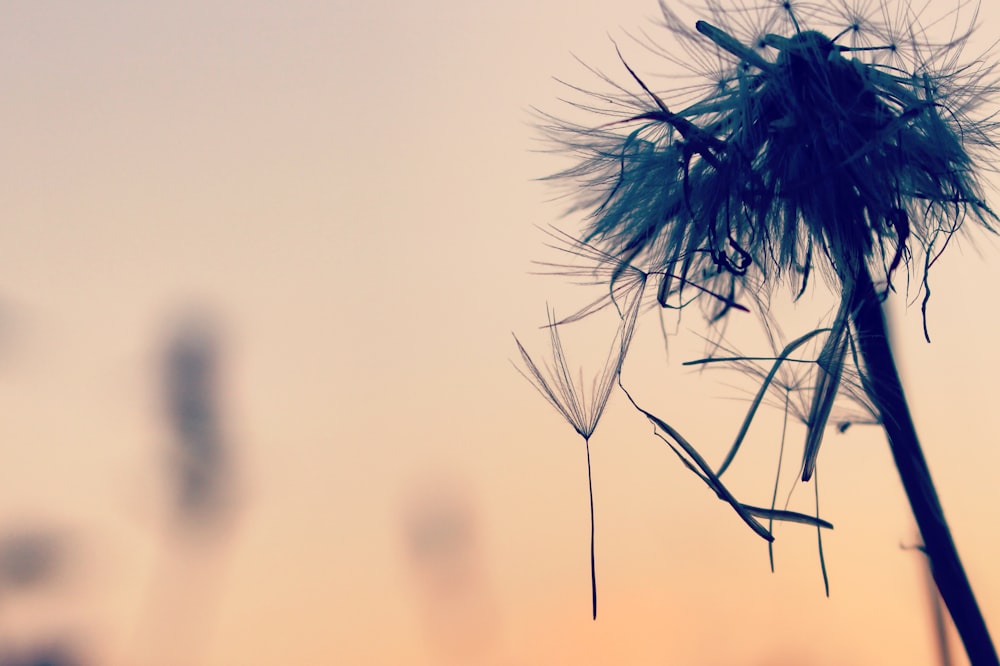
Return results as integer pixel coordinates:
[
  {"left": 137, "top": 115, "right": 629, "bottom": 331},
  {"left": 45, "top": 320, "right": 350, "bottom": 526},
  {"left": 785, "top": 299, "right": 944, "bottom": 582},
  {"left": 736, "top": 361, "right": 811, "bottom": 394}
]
[{"left": 1, "top": 1, "right": 999, "bottom": 664}]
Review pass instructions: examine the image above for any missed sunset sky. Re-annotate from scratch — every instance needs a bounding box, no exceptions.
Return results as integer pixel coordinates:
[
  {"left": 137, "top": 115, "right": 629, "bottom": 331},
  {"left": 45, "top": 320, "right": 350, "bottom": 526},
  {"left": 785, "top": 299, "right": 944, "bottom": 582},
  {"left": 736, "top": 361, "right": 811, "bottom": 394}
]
[{"left": 2, "top": 1, "right": 1000, "bottom": 664}]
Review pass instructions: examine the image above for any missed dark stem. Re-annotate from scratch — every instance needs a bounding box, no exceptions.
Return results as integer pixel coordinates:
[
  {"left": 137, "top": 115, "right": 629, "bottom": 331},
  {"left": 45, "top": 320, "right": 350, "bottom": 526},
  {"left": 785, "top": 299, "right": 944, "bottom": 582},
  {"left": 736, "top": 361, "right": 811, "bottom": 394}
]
[
  {"left": 850, "top": 267, "right": 997, "bottom": 666},
  {"left": 924, "top": 535, "right": 954, "bottom": 666},
  {"left": 585, "top": 437, "right": 597, "bottom": 620}
]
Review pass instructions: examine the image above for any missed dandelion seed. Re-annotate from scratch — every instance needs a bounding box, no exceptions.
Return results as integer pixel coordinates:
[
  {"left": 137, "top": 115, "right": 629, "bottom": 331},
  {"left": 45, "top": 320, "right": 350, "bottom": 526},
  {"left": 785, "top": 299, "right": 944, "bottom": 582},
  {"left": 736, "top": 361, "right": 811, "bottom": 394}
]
[{"left": 513, "top": 289, "right": 642, "bottom": 620}]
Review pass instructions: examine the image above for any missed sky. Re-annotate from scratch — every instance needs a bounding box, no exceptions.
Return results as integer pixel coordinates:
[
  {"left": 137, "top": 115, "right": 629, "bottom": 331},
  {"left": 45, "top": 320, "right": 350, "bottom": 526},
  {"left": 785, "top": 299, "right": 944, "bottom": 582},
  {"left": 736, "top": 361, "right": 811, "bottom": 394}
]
[{"left": 2, "top": 1, "right": 1000, "bottom": 664}]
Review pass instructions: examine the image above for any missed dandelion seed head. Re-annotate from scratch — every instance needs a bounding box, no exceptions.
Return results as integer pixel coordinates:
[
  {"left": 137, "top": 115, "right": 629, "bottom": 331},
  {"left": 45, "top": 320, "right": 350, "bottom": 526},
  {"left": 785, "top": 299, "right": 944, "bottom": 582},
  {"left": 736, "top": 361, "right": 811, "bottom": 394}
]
[{"left": 542, "top": 0, "right": 998, "bottom": 321}]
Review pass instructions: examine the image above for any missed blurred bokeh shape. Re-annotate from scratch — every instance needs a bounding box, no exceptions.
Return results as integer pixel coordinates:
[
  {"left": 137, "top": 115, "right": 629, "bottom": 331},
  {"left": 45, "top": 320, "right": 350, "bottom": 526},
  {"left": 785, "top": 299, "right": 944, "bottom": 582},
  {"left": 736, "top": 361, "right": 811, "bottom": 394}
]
[
  {"left": 161, "top": 311, "right": 233, "bottom": 533},
  {"left": 401, "top": 475, "right": 500, "bottom": 664},
  {"left": 0, "top": 529, "right": 88, "bottom": 666},
  {"left": 0, "top": 641, "right": 82, "bottom": 666},
  {"left": 0, "top": 530, "right": 66, "bottom": 593},
  {"left": 129, "top": 308, "right": 242, "bottom": 666},
  {"left": 405, "top": 482, "right": 476, "bottom": 597},
  {"left": 0, "top": 303, "right": 13, "bottom": 362}
]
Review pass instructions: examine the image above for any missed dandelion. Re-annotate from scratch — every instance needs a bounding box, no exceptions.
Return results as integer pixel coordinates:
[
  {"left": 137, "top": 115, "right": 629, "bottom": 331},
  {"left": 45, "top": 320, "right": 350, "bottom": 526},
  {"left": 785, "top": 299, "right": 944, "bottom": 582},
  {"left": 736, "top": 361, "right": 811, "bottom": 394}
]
[{"left": 534, "top": 0, "right": 999, "bottom": 662}]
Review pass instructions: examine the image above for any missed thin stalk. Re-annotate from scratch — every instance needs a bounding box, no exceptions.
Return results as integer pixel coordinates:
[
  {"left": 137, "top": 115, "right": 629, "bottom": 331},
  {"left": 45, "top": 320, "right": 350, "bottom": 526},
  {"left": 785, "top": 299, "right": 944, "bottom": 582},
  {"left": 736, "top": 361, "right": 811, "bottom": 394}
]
[
  {"left": 585, "top": 437, "right": 597, "bottom": 620},
  {"left": 850, "top": 267, "right": 997, "bottom": 666}
]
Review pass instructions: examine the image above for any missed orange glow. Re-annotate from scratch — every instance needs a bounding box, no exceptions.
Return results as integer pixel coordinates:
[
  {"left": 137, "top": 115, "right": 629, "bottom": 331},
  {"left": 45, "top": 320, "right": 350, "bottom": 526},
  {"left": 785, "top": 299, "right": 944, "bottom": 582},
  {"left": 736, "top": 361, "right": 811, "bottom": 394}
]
[{"left": 0, "top": 1, "right": 998, "bottom": 664}]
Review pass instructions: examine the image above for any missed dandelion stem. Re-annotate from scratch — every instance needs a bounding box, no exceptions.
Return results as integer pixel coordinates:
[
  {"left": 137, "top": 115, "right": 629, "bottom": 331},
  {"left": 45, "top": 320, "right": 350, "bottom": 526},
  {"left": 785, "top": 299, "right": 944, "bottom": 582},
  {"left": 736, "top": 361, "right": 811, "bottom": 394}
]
[
  {"left": 585, "top": 436, "right": 597, "bottom": 620},
  {"left": 850, "top": 267, "right": 998, "bottom": 666}
]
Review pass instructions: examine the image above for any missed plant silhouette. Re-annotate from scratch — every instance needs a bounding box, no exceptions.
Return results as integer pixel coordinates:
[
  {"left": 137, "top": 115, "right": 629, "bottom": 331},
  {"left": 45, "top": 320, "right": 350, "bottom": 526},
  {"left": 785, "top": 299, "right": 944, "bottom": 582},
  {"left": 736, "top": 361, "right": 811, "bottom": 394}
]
[{"left": 521, "top": 1, "right": 999, "bottom": 663}]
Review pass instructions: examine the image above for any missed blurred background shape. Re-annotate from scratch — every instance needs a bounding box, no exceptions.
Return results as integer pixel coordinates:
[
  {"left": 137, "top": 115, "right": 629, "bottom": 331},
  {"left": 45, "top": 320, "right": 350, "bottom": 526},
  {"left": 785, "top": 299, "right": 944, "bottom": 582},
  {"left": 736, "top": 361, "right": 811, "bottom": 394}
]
[
  {"left": 0, "top": 530, "right": 65, "bottom": 594},
  {"left": 162, "top": 312, "right": 233, "bottom": 533},
  {"left": 127, "top": 308, "right": 240, "bottom": 666},
  {"left": 0, "top": 528, "right": 85, "bottom": 666},
  {"left": 0, "top": 641, "right": 81, "bottom": 666},
  {"left": 401, "top": 474, "right": 501, "bottom": 665}
]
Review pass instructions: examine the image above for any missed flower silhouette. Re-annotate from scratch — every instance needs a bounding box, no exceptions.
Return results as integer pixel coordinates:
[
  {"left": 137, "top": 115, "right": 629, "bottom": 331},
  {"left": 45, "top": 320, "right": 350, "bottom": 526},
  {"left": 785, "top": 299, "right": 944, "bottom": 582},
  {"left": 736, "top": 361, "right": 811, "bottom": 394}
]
[
  {"left": 532, "top": 1, "right": 999, "bottom": 662},
  {"left": 541, "top": 0, "right": 996, "bottom": 324}
]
